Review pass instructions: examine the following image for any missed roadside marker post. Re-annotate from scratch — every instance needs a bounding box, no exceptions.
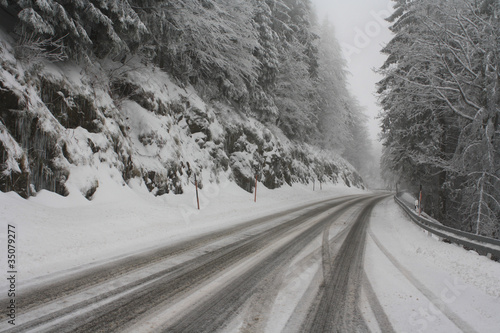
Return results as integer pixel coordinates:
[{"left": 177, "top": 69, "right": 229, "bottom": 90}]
[
  {"left": 195, "top": 173, "right": 200, "bottom": 210},
  {"left": 419, "top": 184, "right": 422, "bottom": 216},
  {"left": 254, "top": 174, "right": 258, "bottom": 203}
]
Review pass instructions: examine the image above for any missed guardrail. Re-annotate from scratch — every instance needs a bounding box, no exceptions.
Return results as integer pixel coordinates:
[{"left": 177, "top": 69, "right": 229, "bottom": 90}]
[{"left": 394, "top": 195, "right": 500, "bottom": 261}]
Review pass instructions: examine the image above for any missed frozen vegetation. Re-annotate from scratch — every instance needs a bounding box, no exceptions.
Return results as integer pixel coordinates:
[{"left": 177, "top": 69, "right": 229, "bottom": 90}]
[{"left": 0, "top": 0, "right": 370, "bottom": 200}]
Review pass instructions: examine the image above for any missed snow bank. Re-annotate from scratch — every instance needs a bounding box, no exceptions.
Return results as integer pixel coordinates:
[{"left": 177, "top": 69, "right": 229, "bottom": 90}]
[
  {"left": 0, "top": 180, "right": 364, "bottom": 284},
  {"left": 366, "top": 198, "right": 500, "bottom": 332}
]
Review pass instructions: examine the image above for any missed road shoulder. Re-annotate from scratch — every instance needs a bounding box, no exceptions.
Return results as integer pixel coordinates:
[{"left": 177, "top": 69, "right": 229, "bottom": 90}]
[{"left": 365, "top": 198, "right": 500, "bottom": 333}]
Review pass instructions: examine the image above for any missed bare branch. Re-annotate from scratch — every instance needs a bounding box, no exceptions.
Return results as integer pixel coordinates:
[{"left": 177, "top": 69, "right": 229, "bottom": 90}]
[{"left": 434, "top": 89, "right": 474, "bottom": 121}]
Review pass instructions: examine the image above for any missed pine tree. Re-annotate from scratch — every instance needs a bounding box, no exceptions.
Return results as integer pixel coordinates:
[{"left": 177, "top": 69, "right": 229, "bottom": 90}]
[
  {"left": 314, "top": 18, "right": 350, "bottom": 151},
  {"left": 274, "top": 37, "right": 316, "bottom": 139},
  {"left": 248, "top": 0, "right": 283, "bottom": 119},
  {"left": 379, "top": 0, "right": 500, "bottom": 236},
  {"left": 3, "top": 0, "right": 148, "bottom": 60},
  {"left": 131, "top": 0, "right": 259, "bottom": 104},
  {"left": 282, "top": 0, "right": 318, "bottom": 77}
]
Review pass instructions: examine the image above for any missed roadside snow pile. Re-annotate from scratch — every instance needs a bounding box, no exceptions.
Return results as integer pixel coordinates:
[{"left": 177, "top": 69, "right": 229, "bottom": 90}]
[
  {"left": 366, "top": 198, "right": 500, "bottom": 332},
  {"left": 0, "top": 180, "right": 364, "bottom": 283},
  {"left": 0, "top": 28, "right": 364, "bottom": 200}
]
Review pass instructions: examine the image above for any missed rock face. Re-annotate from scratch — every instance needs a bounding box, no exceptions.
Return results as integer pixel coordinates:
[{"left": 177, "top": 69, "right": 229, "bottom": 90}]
[{"left": 0, "top": 33, "right": 364, "bottom": 199}]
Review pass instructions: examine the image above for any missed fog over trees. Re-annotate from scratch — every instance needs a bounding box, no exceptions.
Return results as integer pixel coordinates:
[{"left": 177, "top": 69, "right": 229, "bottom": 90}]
[{"left": 378, "top": 0, "right": 500, "bottom": 237}]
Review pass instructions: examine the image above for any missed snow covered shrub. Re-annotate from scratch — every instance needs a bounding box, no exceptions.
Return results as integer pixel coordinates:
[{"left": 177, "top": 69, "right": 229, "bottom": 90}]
[
  {"left": 14, "top": 32, "right": 67, "bottom": 62},
  {"left": 0, "top": 124, "right": 30, "bottom": 197}
]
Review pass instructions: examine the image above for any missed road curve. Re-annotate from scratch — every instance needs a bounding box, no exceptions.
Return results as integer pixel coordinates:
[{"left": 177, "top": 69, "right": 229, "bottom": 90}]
[
  {"left": 300, "top": 196, "right": 386, "bottom": 333},
  {"left": 0, "top": 193, "right": 391, "bottom": 333}
]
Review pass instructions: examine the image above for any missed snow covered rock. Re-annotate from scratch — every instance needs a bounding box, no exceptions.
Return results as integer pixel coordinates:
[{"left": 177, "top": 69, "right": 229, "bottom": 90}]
[{"left": 0, "top": 29, "right": 364, "bottom": 199}]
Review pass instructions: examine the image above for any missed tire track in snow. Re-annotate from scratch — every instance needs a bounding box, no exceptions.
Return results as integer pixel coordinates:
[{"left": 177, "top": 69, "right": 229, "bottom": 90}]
[
  {"left": 238, "top": 265, "right": 287, "bottom": 333},
  {"left": 0, "top": 195, "right": 356, "bottom": 322},
  {"left": 281, "top": 206, "right": 362, "bottom": 333},
  {"left": 1, "top": 195, "right": 396, "bottom": 333},
  {"left": 3, "top": 197, "right": 370, "bottom": 333},
  {"left": 361, "top": 270, "right": 396, "bottom": 333},
  {"left": 367, "top": 227, "right": 478, "bottom": 333},
  {"left": 159, "top": 200, "right": 370, "bottom": 333},
  {"left": 300, "top": 196, "right": 388, "bottom": 333},
  {"left": 239, "top": 200, "right": 362, "bottom": 332},
  {"left": 0, "top": 197, "right": 357, "bottom": 333}
]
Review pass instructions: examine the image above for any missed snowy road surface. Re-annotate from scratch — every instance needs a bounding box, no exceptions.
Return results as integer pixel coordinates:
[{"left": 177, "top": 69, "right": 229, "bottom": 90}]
[{"left": 1, "top": 192, "right": 499, "bottom": 332}]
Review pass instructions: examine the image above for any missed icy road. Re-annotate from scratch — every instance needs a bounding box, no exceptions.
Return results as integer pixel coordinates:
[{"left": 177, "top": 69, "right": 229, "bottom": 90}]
[{"left": 0, "top": 194, "right": 499, "bottom": 332}]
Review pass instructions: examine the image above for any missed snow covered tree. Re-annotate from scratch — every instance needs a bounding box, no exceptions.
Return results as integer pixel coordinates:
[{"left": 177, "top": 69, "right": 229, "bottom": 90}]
[
  {"left": 379, "top": 0, "right": 500, "bottom": 236},
  {"left": 267, "top": 0, "right": 320, "bottom": 139},
  {"left": 282, "top": 0, "right": 318, "bottom": 77},
  {"left": 246, "top": 0, "right": 282, "bottom": 119},
  {"left": 311, "top": 18, "right": 373, "bottom": 178},
  {"left": 0, "top": 0, "right": 371, "bottom": 198},
  {"left": 2, "top": 0, "right": 148, "bottom": 60},
  {"left": 131, "top": 0, "right": 259, "bottom": 104},
  {"left": 274, "top": 37, "right": 316, "bottom": 139},
  {"left": 314, "top": 18, "right": 351, "bottom": 151}
]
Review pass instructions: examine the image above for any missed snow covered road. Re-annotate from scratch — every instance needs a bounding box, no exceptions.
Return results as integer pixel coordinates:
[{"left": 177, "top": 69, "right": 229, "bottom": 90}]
[
  {"left": 1, "top": 191, "right": 499, "bottom": 332},
  {"left": 0, "top": 194, "right": 392, "bottom": 332}
]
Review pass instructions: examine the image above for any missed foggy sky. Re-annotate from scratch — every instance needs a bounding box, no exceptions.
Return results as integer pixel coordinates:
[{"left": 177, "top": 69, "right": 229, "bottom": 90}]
[{"left": 311, "top": 0, "right": 394, "bottom": 155}]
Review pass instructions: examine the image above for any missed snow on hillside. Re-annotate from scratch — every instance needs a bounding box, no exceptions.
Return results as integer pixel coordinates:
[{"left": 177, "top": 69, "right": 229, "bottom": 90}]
[{"left": 0, "top": 27, "right": 364, "bottom": 202}]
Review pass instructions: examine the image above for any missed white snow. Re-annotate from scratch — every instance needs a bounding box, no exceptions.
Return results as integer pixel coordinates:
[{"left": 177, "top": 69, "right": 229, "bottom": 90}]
[
  {"left": 0, "top": 123, "right": 25, "bottom": 175},
  {"left": 0, "top": 178, "right": 363, "bottom": 285},
  {"left": 366, "top": 197, "right": 500, "bottom": 333},
  {"left": 1, "top": 186, "right": 498, "bottom": 332}
]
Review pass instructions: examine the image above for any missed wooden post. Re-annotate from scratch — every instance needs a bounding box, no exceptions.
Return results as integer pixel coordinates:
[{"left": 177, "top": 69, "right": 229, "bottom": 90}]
[
  {"left": 254, "top": 174, "right": 258, "bottom": 203},
  {"left": 195, "top": 174, "right": 200, "bottom": 210},
  {"left": 313, "top": 179, "right": 315, "bottom": 191},
  {"left": 419, "top": 184, "right": 422, "bottom": 216}
]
